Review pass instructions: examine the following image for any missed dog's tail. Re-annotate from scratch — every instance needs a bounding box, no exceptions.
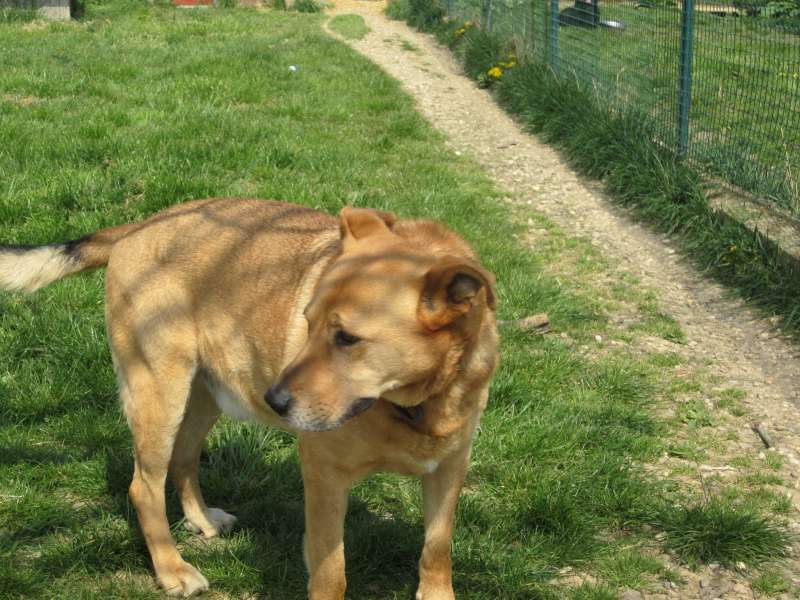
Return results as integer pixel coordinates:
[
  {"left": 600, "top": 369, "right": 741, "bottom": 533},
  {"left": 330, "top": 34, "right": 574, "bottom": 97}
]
[{"left": 0, "top": 222, "right": 140, "bottom": 293}]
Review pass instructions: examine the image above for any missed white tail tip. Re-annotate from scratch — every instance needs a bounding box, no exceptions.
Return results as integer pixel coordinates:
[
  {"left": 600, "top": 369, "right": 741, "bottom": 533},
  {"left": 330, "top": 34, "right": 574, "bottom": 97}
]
[{"left": 0, "top": 245, "right": 81, "bottom": 293}]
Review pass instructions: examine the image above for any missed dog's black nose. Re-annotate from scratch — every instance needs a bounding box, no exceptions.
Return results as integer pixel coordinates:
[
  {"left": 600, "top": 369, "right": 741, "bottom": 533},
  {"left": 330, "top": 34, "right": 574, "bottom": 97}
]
[{"left": 265, "top": 384, "right": 293, "bottom": 417}]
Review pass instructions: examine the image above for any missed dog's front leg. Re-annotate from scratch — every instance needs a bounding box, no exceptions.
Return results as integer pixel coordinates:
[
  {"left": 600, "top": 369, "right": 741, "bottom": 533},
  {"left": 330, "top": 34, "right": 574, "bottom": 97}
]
[
  {"left": 416, "top": 442, "right": 472, "bottom": 600},
  {"left": 300, "top": 445, "right": 351, "bottom": 600}
]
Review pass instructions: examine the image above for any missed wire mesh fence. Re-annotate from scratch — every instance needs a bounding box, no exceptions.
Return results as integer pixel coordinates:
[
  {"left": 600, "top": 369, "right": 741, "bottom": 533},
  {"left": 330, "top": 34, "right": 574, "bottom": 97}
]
[{"left": 444, "top": 0, "right": 800, "bottom": 214}]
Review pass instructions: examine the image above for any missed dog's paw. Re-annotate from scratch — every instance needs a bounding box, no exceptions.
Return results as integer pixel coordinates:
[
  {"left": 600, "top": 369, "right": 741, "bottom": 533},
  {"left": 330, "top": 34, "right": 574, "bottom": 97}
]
[
  {"left": 157, "top": 560, "right": 209, "bottom": 597},
  {"left": 184, "top": 507, "right": 237, "bottom": 538},
  {"left": 415, "top": 584, "right": 455, "bottom": 600}
]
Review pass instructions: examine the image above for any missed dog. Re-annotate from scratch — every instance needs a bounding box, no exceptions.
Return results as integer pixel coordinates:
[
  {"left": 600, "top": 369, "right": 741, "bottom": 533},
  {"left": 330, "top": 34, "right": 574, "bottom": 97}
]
[{"left": 0, "top": 199, "right": 499, "bottom": 599}]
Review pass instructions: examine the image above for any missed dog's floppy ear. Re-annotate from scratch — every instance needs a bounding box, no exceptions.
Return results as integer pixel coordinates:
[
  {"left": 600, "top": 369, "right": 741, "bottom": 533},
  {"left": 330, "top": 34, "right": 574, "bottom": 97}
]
[
  {"left": 418, "top": 256, "right": 497, "bottom": 331},
  {"left": 339, "top": 207, "right": 396, "bottom": 249}
]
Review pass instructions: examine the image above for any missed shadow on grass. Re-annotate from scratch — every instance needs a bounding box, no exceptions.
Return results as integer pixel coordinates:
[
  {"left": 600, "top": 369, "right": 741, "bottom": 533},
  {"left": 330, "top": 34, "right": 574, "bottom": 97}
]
[{"left": 102, "top": 424, "right": 428, "bottom": 599}]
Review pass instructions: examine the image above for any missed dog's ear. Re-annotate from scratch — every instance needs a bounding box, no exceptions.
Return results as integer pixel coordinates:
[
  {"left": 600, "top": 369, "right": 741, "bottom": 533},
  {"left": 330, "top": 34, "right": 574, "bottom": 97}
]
[
  {"left": 339, "top": 207, "right": 396, "bottom": 249},
  {"left": 418, "top": 256, "right": 497, "bottom": 331}
]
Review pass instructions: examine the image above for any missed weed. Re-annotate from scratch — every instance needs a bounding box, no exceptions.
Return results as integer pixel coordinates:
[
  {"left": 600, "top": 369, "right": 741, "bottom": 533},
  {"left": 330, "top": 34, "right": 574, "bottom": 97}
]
[
  {"left": 460, "top": 27, "right": 506, "bottom": 80},
  {"left": 292, "top": 0, "right": 321, "bottom": 13},
  {"left": 715, "top": 387, "right": 747, "bottom": 416},
  {"left": 752, "top": 569, "right": 792, "bottom": 594},
  {"left": 406, "top": 0, "right": 444, "bottom": 32},
  {"left": 658, "top": 499, "right": 791, "bottom": 568},
  {"left": 384, "top": 0, "right": 410, "bottom": 21}
]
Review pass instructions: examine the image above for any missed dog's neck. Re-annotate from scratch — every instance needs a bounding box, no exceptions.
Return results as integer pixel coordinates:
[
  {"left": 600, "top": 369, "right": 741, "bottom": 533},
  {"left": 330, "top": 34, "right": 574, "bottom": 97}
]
[
  {"left": 390, "top": 317, "right": 497, "bottom": 438},
  {"left": 392, "top": 403, "right": 425, "bottom": 428}
]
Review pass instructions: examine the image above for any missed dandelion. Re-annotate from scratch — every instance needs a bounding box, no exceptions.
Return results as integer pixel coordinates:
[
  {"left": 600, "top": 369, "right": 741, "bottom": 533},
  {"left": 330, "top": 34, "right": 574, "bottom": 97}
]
[{"left": 488, "top": 66, "right": 503, "bottom": 78}]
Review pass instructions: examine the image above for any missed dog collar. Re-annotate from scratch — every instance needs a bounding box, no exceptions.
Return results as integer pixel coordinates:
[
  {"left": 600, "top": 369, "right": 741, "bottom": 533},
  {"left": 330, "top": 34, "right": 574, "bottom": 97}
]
[{"left": 392, "top": 403, "right": 425, "bottom": 427}]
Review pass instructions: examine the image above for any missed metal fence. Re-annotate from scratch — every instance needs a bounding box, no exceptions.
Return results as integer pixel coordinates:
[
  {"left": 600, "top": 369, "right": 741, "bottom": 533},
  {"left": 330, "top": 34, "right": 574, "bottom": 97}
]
[{"left": 445, "top": 0, "right": 800, "bottom": 214}]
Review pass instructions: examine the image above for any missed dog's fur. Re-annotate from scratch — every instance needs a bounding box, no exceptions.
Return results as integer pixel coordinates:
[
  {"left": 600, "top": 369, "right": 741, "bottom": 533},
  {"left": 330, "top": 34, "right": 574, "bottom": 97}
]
[{"left": 0, "top": 199, "right": 499, "bottom": 599}]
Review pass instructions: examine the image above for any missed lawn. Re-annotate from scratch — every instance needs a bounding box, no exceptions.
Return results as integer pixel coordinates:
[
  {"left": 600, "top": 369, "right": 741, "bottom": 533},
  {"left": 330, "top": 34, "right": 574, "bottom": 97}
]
[
  {"left": 0, "top": 2, "right": 792, "bottom": 599},
  {"left": 449, "top": 0, "right": 800, "bottom": 214}
]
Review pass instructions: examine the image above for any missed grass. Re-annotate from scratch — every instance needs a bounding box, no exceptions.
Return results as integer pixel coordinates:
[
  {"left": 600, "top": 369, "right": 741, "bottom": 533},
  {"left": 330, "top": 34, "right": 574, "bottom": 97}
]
[
  {"left": 659, "top": 499, "right": 792, "bottom": 568},
  {"left": 0, "top": 7, "right": 38, "bottom": 22},
  {"left": 449, "top": 0, "right": 800, "bottom": 214},
  {"left": 391, "top": 0, "right": 800, "bottom": 334},
  {"left": 0, "top": 1, "right": 793, "bottom": 598},
  {"left": 328, "top": 14, "right": 370, "bottom": 40}
]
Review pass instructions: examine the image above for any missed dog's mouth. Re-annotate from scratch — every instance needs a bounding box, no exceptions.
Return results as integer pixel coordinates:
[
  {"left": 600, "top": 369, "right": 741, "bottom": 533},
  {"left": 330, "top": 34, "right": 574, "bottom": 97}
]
[
  {"left": 282, "top": 397, "right": 426, "bottom": 433},
  {"left": 286, "top": 397, "right": 378, "bottom": 432},
  {"left": 343, "top": 396, "right": 378, "bottom": 420}
]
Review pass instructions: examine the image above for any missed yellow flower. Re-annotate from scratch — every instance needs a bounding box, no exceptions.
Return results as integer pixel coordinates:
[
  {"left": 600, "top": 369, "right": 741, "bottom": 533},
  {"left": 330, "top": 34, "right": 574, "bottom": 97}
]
[{"left": 488, "top": 66, "right": 503, "bottom": 78}]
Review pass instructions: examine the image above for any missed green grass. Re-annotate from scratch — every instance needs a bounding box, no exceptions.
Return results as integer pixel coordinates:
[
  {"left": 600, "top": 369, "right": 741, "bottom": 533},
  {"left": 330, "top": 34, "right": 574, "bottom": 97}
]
[
  {"left": 659, "top": 499, "right": 792, "bottom": 568},
  {"left": 328, "top": 14, "right": 370, "bottom": 40},
  {"left": 393, "top": 1, "right": 800, "bottom": 334},
  {"left": 753, "top": 569, "right": 793, "bottom": 595},
  {"left": 0, "top": 2, "right": 792, "bottom": 598},
  {"left": 447, "top": 0, "right": 800, "bottom": 214},
  {"left": 0, "top": 7, "right": 38, "bottom": 22},
  {"left": 494, "top": 61, "right": 800, "bottom": 334},
  {"left": 291, "top": 0, "right": 322, "bottom": 13}
]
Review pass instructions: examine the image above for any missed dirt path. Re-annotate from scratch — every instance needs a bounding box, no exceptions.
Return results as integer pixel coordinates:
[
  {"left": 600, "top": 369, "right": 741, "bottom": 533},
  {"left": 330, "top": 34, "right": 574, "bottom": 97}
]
[{"left": 325, "top": 2, "right": 800, "bottom": 597}]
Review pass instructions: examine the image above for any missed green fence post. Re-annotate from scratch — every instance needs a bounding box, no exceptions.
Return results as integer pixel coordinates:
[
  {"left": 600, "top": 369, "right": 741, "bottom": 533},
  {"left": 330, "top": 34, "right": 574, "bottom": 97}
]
[
  {"left": 677, "top": 0, "right": 695, "bottom": 157},
  {"left": 541, "top": 0, "right": 550, "bottom": 63},
  {"left": 487, "top": 0, "right": 494, "bottom": 31},
  {"left": 549, "top": 0, "right": 560, "bottom": 72}
]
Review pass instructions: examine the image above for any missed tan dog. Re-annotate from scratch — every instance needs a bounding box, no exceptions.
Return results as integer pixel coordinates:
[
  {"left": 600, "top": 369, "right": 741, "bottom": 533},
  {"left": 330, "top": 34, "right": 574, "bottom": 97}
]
[{"left": 0, "top": 199, "right": 498, "bottom": 599}]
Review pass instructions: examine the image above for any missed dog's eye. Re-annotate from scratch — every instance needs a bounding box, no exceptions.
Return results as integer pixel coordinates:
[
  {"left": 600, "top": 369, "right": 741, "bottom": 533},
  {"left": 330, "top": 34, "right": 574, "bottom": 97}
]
[{"left": 334, "top": 330, "right": 361, "bottom": 347}]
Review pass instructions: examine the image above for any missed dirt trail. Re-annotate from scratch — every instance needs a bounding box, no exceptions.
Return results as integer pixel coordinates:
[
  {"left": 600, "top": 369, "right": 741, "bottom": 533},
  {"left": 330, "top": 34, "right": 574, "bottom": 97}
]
[{"left": 325, "top": 2, "right": 800, "bottom": 597}]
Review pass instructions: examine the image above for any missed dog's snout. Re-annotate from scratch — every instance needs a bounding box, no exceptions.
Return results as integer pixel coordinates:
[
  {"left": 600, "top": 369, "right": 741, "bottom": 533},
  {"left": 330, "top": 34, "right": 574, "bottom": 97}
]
[{"left": 265, "top": 384, "right": 293, "bottom": 417}]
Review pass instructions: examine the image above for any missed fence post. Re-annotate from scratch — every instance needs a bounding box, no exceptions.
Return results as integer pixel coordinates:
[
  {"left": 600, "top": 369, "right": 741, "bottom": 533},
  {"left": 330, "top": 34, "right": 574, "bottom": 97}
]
[
  {"left": 549, "top": 0, "right": 560, "bottom": 72},
  {"left": 486, "top": 0, "right": 494, "bottom": 31},
  {"left": 677, "top": 0, "right": 695, "bottom": 157}
]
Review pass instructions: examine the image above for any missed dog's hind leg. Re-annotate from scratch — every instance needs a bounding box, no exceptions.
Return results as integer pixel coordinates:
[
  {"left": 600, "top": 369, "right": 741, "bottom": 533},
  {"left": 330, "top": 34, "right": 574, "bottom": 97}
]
[
  {"left": 118, "top": 352, "right": 210, "bottom": 597},
  {"left": 170, "top": 379, "right": 237, "bottom": 538}
]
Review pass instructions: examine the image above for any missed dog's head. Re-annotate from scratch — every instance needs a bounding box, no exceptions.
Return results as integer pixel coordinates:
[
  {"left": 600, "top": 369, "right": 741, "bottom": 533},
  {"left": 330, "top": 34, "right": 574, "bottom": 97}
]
[{"left": 264, "top": 207, "right": 496, "bottom": 432}]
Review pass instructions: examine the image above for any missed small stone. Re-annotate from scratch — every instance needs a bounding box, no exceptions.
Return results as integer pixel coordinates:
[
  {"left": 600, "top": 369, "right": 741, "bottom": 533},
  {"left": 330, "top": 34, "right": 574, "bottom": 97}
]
[
  {"left": 735, "top": 561, "right": 747, "bottom": 571},
  {"left": 699, "top": 578, "right": 710, "bottom": 588},
  {"left": 621, "top": 591, "right": 642, "bottom": 600},
  {"left": 595, "top": 335, "right": 603, "bottom": 344}
]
